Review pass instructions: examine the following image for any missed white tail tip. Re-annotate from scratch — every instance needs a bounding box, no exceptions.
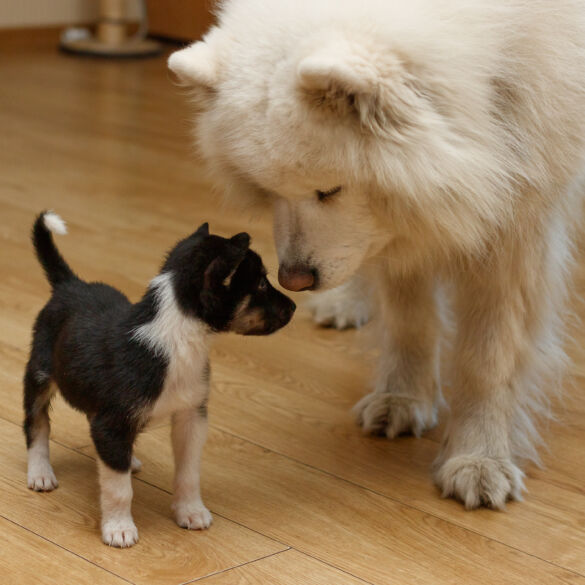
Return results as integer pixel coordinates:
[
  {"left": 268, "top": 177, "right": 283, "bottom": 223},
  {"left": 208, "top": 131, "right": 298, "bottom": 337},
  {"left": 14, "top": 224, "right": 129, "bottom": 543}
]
[{"left": 43, "top": 211, "right": 67, "bottom": 235}]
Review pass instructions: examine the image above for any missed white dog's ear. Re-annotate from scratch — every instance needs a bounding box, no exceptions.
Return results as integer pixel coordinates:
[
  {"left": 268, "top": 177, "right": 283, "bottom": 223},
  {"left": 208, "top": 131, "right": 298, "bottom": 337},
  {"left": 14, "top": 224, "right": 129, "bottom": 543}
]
[
  {"left": 168, "top": 41, "right": 218, "bottom": 89},
  {"left": 298, "top": 44, "right": 377, "bottom": 95},
  {"left": 297, "top": 42, "right": 422, "bottom": 136}
]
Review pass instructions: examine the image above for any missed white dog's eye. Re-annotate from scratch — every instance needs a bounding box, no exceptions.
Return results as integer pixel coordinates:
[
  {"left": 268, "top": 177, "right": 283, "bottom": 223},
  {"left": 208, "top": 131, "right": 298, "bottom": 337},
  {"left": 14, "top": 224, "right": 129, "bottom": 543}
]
[{"left": 316, "top": 186, "right": 342, "bottom": 202}]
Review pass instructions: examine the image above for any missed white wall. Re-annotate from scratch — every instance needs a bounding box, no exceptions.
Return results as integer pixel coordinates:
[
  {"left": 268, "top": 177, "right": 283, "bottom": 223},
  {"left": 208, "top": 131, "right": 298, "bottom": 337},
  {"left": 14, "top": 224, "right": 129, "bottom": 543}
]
[{"left": 0, "top": 0, "right": 141, "bottom": 29}]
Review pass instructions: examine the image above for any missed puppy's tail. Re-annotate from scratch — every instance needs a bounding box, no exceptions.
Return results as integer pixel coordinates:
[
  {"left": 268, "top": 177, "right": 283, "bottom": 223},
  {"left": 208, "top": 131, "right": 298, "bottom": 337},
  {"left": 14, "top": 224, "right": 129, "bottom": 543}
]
[{"left": 32, "top": 211, "right": 76, "bottom": 288}]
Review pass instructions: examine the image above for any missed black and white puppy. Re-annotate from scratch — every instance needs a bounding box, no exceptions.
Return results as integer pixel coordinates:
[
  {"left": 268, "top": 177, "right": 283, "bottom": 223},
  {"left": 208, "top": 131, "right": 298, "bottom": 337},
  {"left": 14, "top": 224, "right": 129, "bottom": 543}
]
[{"left": 23, "top": 211, "right": 295, "bottom": 547}]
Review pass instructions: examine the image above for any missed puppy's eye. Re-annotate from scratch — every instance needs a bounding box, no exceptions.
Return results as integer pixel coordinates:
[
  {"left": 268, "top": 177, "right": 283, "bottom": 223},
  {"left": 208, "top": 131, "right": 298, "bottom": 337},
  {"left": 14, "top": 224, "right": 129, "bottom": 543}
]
[
  {"left": 258, "top": 276, "right": 268, "bottom": 291},
  {"left": 316, "top": 186, "right": 342, "bottom": 202}
]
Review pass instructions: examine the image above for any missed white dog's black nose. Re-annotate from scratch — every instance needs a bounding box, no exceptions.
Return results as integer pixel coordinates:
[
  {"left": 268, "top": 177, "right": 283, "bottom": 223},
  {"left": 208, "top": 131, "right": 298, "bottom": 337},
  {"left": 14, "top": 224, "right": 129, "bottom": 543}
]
[{"left": 278, "top": 264, "right": 316, "bottom": 291}]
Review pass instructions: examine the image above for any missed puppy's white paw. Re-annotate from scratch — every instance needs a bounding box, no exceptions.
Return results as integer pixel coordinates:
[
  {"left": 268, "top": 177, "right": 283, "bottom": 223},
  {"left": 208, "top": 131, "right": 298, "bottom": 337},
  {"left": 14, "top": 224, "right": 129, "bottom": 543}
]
[
  {"left": 102, "top": 518, "right": 139, "bottom": 548},
  {"left": 354, "top": 391, "right": 437, "bottom": 438},
  {"left": 27, "top": 464, "right": 59, "bottom": 492},
  {"left": 434, "top": 455, "right": 525, "bottom": 510},
  {"left": 308, "top": 285, "right": 371, "bottom": 330},
  {"left": 174, "top": 502, "right": 213, "bottom": 530}
]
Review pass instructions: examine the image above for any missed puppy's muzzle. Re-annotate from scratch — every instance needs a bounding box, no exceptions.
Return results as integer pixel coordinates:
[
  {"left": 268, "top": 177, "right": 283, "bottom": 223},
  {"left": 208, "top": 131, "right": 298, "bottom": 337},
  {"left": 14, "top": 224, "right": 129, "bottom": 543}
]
[
  {"left": 277, "top": 298, "right": 296, "bottom": 326},
  {"left": 262, "top": 294, "right": 296, "bottom": 334},
  {"left": 232, "top": 294, "right": 296, "bottom": 335}
]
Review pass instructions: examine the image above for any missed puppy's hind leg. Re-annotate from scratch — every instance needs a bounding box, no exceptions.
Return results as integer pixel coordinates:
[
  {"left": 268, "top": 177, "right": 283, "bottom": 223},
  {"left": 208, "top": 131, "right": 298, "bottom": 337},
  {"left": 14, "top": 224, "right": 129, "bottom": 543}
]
[{"left": 23, "top": 326, "right": 58, "bottom": 491}]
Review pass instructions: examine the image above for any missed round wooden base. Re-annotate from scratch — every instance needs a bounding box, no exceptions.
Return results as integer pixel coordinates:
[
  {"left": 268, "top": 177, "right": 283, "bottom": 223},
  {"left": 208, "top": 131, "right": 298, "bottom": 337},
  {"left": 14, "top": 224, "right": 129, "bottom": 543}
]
[{"left": 60, "top": 36, "right": 163, "bottom": 58}]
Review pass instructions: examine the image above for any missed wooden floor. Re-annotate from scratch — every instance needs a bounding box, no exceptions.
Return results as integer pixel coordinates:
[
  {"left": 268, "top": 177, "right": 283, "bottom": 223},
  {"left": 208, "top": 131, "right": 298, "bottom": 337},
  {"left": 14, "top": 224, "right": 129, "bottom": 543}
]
[{"left": 1, "top": 31, "right": 585, "bottom": 585}]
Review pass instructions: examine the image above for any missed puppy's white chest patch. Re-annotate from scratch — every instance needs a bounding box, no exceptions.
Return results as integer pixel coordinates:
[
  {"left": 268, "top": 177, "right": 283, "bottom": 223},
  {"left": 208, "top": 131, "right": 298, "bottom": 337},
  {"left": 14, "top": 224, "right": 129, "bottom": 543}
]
[
  {"left": 132, "top": 273, "right": 211, "bottom": 424},
  {"left": 149, "top": 340, "right": 209, "bottom": 423}
]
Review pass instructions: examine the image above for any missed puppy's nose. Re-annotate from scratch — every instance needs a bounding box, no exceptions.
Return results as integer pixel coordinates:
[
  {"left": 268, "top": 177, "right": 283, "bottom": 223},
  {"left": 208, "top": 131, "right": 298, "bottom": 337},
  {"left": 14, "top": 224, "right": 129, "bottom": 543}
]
[{"left": 278, "top": 264, "right": 316, "bottom": 291}]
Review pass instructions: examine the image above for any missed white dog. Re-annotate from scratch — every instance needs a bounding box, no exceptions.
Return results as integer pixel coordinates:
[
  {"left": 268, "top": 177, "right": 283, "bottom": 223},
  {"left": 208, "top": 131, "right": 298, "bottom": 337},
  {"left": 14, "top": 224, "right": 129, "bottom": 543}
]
[{"left": 168, "top": 0, "right": 585, "bottom": 509}]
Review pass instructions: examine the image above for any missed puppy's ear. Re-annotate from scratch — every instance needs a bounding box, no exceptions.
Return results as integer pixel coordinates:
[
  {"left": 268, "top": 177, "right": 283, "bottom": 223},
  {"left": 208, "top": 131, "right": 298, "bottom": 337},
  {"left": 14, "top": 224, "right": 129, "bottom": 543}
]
[
  {"left": 203, "top": 245, "right": 247, "bottom": 292},
  {"left": 195, "top": 222, "right": 210, "bottom": 237},
  {"left": 185, "top": 222, "right": 210, "bottom": 245},
  {"left": 297, "top": 40, "right": 422, "bottom": 136},
  {"left": 229, "top": 232, "right": 250, "bottom": 250}
]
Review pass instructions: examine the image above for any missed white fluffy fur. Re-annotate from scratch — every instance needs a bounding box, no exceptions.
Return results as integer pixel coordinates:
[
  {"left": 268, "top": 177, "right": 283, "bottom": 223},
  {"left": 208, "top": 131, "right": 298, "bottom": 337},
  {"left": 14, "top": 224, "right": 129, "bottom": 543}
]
[
  {"left": 169, "top": 0, "right": 585, "bottom": 508},
  {"left": 43, "top": 211, "right": 67, "bottom": 235}
]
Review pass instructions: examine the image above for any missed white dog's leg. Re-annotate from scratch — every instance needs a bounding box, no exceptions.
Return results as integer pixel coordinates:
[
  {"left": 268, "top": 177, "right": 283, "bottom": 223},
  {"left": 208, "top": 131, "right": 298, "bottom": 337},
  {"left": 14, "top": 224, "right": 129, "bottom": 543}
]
[
  {"left": 97, "top": 460, "right": 138, "bottom": 547},
  {"left": 434, "top": 225, "right": 567, "bottom": 509},
  {"left": 354, "top": 269, "right": 441, "bottom": 438},
  {"left": 308, "top": 266, "right": 374, "bottom": 329},
  {"left": 171, "top": 407, "right": 212, "bottom": 530}
]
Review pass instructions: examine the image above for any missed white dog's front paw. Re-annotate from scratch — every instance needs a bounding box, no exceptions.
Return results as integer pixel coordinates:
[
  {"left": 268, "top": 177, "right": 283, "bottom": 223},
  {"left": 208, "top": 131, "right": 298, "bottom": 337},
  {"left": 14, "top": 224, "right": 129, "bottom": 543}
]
[
  {"left": 354, "top": 391, "right": 437, "bottom": 438},
  {"left": 434, "top": 455, "right": 525, "bottom": 510},
  {"left": 101, "top": 518, "right": 139, "bottom": 548},
  {"left": 27, "top": 463, "right": 58, "bottom": 492},
  {"left": 174, "top": 501, "right": 213, "bottom": 530},
  {"left": 130, "top": 455, "right": 142, "bottom": 473},
  {"left": 308, "top": 284, "right": 371, "bottom": 330}
]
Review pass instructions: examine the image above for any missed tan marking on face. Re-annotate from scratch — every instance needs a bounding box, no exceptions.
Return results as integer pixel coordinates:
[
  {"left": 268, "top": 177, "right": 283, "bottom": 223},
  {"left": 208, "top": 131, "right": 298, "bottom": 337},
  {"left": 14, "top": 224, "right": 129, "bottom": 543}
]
[
  {"left": 222, "top": 267, "right": 237, "bottom": 288},
  {"left": 230, "top": 295, "right": 266, "bottom": 334}
]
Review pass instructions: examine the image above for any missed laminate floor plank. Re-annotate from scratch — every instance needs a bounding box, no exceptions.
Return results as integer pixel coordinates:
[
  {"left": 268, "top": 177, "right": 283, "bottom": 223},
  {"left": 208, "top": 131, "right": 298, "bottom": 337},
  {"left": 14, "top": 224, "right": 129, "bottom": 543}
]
[
  {"left": 0, "top": 516, "right": 131, "bottom": 585},
  {"left": 197, "top": 550, "right": 371, "bottom": 585}
]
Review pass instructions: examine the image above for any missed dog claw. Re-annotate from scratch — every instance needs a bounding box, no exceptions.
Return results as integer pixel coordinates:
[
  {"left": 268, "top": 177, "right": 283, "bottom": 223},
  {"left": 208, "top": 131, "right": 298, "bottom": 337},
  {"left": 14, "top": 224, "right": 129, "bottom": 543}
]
[
  {"left": 174, "top": 502, "right": 213, "bottom": 530},
  {"left": 434, "top": 455, "right": 525, "bottom": 510},
  {"left": 354, "top": 391, "right": 437, "bottom": 438},
  {"left": 308, "top": 282, "right": 371, "bottom": 330},
  {"left": 27, "top": 466, "right": 59, "bottom": 492},
  {"left": 102, "top": 520, "right": 139, "bottom": 548}
]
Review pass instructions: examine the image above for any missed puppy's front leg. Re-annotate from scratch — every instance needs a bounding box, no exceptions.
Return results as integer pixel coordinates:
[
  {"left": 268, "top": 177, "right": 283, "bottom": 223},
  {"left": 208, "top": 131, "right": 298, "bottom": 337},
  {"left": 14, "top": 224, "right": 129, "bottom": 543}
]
[
  {"left": 171, "top": 405, "right": 212, "bottom": 530},
  {"left": 97, "top": 460, "right": 137, "bottom": 547},
  {"left": 354, "top": 268, "right": 441, "bottom": 438}
]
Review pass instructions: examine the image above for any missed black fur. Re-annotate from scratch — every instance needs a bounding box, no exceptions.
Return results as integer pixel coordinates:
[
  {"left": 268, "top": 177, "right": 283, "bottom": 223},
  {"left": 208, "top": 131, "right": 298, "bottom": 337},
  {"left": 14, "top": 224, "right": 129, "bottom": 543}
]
[
  {"left": 24, "top": 213, "right": 295, "bottom": 472},
  {"left": 32, "top": 213, "right": 76, "bottom": 287}
]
